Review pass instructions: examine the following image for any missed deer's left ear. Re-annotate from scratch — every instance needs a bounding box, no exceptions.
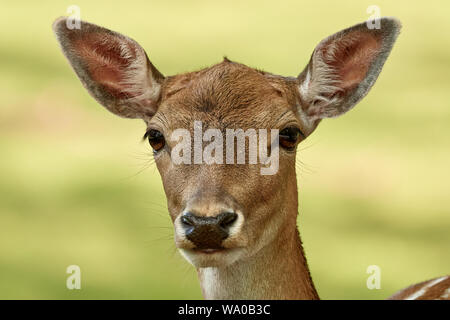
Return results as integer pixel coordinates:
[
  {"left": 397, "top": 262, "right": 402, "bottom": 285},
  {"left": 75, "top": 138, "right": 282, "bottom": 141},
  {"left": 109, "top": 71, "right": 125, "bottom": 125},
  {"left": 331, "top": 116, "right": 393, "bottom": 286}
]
[{"left": 297, "top": 17, "right": 401, "bottom": 128}]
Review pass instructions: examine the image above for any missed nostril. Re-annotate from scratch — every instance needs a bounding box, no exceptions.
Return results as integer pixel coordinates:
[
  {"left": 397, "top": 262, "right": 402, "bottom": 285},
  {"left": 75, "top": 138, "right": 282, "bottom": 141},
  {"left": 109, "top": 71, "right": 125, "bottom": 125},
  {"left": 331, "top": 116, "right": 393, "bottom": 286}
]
[
  {"left": 181, "top": 213, "right": 194, "bottom": 228},
  {"left": 181, "top": 216, "right": 192, "bottom": 226},
  {"left": 218, "top": 212, "right": 238, "bottom": 229}
]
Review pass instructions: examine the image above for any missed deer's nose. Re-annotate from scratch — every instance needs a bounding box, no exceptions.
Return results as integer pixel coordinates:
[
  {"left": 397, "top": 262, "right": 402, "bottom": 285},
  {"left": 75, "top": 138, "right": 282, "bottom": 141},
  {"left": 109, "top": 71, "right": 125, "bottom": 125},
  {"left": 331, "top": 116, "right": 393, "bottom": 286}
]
[{"left": 181, "top": 211, "right": 238, "bottom": 249}]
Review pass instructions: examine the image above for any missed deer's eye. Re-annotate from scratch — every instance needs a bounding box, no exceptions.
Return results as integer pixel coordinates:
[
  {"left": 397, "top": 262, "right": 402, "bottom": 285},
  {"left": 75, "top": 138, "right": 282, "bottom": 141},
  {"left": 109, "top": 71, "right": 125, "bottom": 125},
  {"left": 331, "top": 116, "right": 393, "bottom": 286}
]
[
  {"left": 145, "top": 129, "right": 165, "bottom": 152},
  {"left": 279, "top": 126, "right": 304, "bottom": 150}
]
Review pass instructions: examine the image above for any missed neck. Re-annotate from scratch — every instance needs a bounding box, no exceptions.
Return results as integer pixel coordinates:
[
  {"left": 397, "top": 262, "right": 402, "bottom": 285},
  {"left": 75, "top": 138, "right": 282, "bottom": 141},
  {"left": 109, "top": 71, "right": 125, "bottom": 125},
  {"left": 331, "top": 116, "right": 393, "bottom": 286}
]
[{"left": 197, "top": 216, "right": 319, "bottom": 299}]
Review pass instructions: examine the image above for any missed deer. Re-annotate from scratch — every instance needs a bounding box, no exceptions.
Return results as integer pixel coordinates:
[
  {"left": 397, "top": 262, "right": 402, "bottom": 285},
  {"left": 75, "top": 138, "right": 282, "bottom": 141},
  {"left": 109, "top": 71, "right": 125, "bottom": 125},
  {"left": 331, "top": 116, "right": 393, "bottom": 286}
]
[{"left": 53, "top": 16, "right": 449, "bottom": 300}]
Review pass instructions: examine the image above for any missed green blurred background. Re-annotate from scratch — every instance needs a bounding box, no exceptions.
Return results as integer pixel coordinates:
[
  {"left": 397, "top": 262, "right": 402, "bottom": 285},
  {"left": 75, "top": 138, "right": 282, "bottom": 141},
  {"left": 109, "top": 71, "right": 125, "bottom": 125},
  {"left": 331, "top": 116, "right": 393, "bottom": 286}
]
[{"left": 1, "top": 0, "right": 449, "bottom": 299}]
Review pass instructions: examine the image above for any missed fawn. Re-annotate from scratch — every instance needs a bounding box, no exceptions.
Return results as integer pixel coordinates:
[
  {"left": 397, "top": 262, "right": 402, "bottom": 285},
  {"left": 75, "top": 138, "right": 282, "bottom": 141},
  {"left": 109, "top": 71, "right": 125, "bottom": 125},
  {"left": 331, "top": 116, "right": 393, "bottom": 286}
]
[{"left": 53, "top": 16, "right": 449, "bottom": 299}]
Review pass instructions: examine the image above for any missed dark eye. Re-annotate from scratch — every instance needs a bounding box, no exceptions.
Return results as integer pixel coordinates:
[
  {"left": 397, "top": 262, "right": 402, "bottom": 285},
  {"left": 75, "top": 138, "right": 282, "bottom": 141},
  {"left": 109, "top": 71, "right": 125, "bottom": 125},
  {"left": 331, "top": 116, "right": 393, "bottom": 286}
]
[
  {"left": 279, "top": 126, "right": 304, "bottom": 150},
  {"left": 144, "top": 129, "right": 165, "bottom": 152}
]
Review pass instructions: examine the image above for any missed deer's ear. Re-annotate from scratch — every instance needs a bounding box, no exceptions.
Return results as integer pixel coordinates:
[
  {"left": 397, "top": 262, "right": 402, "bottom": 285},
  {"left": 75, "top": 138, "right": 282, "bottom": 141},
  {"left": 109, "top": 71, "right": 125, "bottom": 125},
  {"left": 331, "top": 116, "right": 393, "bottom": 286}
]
[
  {"left": 53, "top": 17, "right": 164, "bottom": 119},
  {"left": 297, "top": 17, "right": 401, "bottom": 126}
]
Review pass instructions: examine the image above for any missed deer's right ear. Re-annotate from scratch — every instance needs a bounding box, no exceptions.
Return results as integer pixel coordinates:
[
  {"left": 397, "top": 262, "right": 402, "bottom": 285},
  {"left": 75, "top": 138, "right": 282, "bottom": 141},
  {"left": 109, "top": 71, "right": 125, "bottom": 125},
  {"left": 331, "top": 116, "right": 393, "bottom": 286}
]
[{"left": 53, "top": 17, "right": 164, "bottom": 119}]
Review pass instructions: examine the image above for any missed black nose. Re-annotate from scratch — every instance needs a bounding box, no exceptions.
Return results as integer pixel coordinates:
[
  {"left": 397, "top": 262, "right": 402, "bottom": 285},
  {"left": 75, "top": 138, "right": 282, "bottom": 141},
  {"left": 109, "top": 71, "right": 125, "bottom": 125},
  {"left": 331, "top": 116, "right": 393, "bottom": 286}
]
[{"left": 181, "top": 211, "right": 238, "bottom": 249}]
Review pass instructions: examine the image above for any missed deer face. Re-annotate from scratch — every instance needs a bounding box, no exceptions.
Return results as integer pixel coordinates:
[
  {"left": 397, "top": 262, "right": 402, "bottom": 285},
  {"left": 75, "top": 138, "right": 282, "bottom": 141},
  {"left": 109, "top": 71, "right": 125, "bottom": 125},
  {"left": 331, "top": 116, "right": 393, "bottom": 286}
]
[
  {"left": 53, "top": 17, "right": 400, "bottom": 268},
  {"left": 149, "top": 63, "right": 304, "bottom": 266}
]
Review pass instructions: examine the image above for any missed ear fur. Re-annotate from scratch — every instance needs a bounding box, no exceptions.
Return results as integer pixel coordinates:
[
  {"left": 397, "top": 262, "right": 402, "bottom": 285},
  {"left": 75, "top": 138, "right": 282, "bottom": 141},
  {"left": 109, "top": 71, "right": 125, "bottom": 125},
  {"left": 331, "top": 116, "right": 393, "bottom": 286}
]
[
  {"left": 297, "top": 17, "right": 401, "bottom": 128},
  {"left": 53, "top": 17, "right": 164, "bottom": 119}
]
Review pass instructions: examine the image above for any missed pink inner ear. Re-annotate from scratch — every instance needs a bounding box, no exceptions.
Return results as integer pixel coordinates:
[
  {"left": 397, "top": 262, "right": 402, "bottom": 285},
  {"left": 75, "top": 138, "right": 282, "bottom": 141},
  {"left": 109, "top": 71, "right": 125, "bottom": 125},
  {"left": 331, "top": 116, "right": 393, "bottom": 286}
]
[
  {"left": 324, "top": 31, "right": 382, "bottom": 92},
  {"left": 73, "top": 33, "right": 136, "bottom": 99}
]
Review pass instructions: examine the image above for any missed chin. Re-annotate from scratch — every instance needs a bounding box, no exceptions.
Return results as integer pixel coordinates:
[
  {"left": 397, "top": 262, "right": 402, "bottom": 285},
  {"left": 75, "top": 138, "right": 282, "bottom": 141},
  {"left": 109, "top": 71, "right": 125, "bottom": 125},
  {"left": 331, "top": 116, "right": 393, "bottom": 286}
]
[{"left": 178, "top": 247, "right": 246, "bottom": 268}]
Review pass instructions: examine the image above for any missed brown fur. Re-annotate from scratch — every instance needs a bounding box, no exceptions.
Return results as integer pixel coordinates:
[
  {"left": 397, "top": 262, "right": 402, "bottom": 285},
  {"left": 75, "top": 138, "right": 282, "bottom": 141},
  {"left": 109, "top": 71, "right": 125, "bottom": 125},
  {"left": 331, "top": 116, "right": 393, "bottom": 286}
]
[
  {"left": 389, "top": 276, "right": 450, "bottom": 300},
  {"left": 52, "top": 16, "right": 446, "bottom": 300}
]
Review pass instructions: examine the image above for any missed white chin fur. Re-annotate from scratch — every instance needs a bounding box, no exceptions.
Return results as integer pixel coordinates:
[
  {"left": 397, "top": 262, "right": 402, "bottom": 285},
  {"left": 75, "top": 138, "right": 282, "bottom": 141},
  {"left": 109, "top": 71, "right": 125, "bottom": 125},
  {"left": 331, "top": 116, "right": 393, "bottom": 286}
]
[{"left": 178, "top": 248, "right": 245, "bottom": 268}]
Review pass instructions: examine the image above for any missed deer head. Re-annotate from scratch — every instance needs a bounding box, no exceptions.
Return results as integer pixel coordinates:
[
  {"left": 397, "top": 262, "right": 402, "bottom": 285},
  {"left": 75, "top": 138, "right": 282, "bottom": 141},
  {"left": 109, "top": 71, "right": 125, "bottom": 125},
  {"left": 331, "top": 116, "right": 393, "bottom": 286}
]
[{"left": 53, "top": 17, "right": 401, "bottom": 299}]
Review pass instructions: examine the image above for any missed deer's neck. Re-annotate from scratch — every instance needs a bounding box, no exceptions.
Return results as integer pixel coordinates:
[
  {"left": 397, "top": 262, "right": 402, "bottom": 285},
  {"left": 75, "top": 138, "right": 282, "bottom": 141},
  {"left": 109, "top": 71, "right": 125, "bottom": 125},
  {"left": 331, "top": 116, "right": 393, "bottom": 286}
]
[{"left": 197, "top": 216, "right": 319, "bottom": 300}]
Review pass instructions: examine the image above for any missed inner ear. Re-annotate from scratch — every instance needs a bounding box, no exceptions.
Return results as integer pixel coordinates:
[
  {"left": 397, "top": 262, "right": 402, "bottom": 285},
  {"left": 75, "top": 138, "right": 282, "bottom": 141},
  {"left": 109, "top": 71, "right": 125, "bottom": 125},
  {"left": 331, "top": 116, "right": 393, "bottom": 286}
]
[
  {"left": 321, "top": 31, "right": 382, "bottom": 94},
  {"left": 72, "top": 33, "right": 140, "bottom": 99},
  {"left": 53, "top": 17, "right": 164, "bottom": 119},
  {"left": 297, "top": 18, "right": 401, "bottom": 121}
]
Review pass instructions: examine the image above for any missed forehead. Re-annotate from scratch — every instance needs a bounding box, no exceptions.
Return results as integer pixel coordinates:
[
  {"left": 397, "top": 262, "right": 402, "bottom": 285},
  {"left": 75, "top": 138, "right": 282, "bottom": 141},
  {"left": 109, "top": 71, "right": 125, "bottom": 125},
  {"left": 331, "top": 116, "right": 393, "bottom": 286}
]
[{"left": 154, "top": 60, "right": 300, "bottom": 130}]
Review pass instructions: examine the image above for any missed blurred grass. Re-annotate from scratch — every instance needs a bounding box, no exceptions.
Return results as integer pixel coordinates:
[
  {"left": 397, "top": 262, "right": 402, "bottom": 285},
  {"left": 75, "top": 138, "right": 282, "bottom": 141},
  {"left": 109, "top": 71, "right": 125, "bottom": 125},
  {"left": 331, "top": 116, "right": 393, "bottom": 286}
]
[{"left": 0, "top": 0, "right": 449, "bottom": 299}]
